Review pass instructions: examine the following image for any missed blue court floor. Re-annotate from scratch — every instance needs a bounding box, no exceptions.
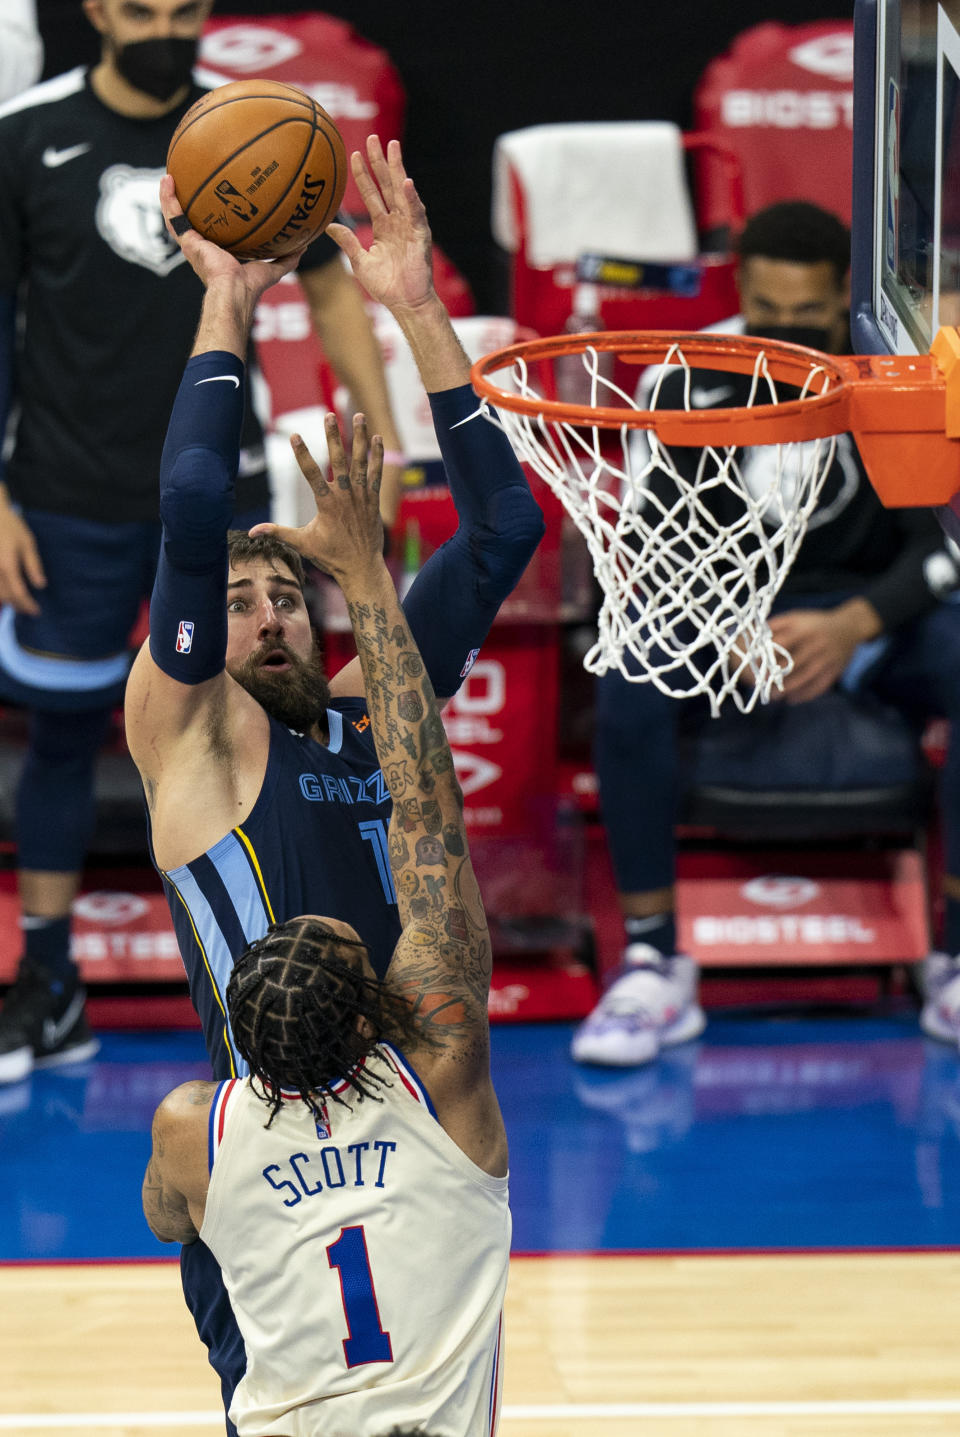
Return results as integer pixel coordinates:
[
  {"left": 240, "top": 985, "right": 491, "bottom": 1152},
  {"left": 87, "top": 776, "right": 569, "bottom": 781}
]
[{"left": 2, "top": 1012, "right": 960, "bottom": 1261}]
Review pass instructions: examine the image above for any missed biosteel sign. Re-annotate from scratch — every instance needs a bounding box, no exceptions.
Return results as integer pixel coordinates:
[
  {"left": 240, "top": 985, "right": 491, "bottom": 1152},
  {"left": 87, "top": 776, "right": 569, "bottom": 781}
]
[{"left": 677, "top": 851, "right": 928, "bottom": 964}]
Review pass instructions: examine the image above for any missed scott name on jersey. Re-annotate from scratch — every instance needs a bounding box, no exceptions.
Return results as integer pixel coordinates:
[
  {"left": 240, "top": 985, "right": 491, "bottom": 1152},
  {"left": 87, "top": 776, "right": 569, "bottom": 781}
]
[{"left": 263, "top": 1138, "right": 399, "bottom": 1207}]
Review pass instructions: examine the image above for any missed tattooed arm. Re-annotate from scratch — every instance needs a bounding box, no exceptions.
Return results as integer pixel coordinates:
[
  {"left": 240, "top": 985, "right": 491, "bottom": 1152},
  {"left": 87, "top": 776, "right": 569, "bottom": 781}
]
[
  {"left": 348, "top": 529, "right": 493, "bottom": 1080},
  {"left": 142, "top": 1081, "right": 218, "bottom": 1243},
  {"left": 262, "top": 414, "right": 506, "bottom": 1175}
]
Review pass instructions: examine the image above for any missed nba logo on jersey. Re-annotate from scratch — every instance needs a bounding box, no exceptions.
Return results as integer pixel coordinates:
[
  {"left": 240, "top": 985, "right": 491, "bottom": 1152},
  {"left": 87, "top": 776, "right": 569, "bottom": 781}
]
[
  {"left": 460, "top": 647, "right": 480, "bottom": 679},
  {"left": 176, "top": 621, "right": 194, "bottom": 654},
  {"left": 314, "top": 1102, "right": 331, "bottom": 1140}
]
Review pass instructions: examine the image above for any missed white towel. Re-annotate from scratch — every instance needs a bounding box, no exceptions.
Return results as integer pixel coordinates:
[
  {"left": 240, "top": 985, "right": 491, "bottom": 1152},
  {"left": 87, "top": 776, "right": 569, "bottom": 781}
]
[
  {"left": 492, "top": 121, "right": 698, "bottom": 269},
  {"left": 0, "top": 0, "right": 42, "bottom": 105}
]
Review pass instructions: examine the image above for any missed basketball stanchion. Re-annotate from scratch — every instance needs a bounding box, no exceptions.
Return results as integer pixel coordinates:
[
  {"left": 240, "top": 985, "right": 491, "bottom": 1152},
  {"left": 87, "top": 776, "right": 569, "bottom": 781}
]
[{"left": 471, "top": 327, "right": 960, "bottom": 716}]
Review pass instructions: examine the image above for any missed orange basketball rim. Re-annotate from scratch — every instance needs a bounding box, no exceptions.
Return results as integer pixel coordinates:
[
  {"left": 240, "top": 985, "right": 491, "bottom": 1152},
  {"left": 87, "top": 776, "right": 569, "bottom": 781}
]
[{"left": 470, "top": 326, "right": 960, "bottom": 508}]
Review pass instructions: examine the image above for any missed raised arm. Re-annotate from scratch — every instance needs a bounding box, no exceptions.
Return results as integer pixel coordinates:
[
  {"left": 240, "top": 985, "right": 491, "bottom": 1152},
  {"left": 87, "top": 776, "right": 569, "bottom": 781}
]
[
  {"left": 326, "top": 138, "right": 546, "bottom": 702},
  {"left": 269, "top": 413, "right": 504, "bottom": 1169},
  {"left": 124, "top": 177, "right": 303, "bottom": 785}
]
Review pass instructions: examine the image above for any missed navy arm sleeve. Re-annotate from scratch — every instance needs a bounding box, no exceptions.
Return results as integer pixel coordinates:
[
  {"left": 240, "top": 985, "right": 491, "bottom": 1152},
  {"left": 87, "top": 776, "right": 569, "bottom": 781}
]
[
  {"left": 148, "top": 351, "right": 244, "bottom": 684},
  {"left": 400, "top": 385, "right": 546, "bottom": 698}
]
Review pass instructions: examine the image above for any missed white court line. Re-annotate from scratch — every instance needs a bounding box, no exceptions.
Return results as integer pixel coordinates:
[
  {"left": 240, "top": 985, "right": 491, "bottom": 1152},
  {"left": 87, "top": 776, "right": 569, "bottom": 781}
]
[{"left": 6, "top": 1401, "right": 960, "bottom": 1427}]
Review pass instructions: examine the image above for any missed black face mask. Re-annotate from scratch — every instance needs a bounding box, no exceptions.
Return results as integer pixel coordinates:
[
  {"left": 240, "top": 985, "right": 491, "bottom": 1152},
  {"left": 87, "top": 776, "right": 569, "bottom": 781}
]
[
  {"left": 115, "top": 36, "right": 197, "bottom": 102},
  {"left": 743, "top": 322, "right": 836, "bottom": 355}
]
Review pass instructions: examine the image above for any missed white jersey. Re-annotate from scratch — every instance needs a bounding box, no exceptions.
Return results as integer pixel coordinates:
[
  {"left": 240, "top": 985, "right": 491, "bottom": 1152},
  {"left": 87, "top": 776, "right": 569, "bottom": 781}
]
[{"left": 200, "top": 1044, "right": 511, "bottom": 1437}]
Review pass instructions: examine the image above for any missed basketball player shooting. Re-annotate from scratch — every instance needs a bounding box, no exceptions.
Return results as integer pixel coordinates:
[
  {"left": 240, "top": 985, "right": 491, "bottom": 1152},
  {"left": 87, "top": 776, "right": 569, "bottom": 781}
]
[{"left": 142, "top": 411, "right": 510, "bottom": 1437}]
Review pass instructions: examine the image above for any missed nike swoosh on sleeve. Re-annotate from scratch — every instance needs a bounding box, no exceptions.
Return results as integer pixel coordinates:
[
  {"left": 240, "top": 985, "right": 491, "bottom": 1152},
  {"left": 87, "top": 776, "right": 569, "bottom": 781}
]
[{"left": 194, "top": 375, "right": 241, "bottom": 388}]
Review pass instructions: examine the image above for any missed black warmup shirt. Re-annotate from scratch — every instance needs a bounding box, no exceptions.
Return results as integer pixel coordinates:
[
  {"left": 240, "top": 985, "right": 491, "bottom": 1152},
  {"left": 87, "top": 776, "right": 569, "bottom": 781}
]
[{"left": 0, "top": 68, "right": 338, "bottom": 523}]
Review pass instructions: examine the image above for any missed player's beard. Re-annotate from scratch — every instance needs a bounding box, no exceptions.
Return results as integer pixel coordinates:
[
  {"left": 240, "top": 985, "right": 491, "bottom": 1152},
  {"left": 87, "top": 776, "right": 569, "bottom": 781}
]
[{"left": 229, "top": 641, "right": 332, "bottom": 734}]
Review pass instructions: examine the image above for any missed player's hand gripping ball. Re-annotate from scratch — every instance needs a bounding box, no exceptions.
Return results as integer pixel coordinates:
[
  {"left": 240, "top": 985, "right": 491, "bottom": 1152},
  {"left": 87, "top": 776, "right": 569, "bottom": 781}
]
[{"left": 166, "top": 78, "right": 348, "bottom": 259}]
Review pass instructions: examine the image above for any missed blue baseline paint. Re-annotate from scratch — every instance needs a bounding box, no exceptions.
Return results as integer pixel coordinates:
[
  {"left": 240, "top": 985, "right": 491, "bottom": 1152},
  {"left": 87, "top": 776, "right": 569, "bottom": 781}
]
[{"left": 2, "top": 1017, "right": 960, "bottom": 1261}]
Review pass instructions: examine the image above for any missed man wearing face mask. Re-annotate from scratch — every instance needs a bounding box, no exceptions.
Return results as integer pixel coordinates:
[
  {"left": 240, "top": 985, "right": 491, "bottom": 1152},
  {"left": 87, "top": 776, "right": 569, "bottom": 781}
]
[
  {"left": 0, "top": 0, "right": 411, "bottom": 1082},
  {"left": 575, "top": 200, "right": 960, "bottom": 1067}
]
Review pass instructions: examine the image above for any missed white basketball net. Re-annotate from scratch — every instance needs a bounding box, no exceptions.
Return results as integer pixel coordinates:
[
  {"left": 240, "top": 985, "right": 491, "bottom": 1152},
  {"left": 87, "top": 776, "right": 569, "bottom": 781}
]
[{"left": 480, "top": 342, "right": 838, "bottom": 716}]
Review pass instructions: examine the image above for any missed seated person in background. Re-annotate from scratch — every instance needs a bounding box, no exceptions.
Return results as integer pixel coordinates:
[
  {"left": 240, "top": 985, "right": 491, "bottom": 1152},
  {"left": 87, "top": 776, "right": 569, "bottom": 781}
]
[
  {"left": 142, "top": 411, "right": 509, "bottom": 1437},
  {"left": 573, "top": 200, "right": 960, "bottom": 1067}
]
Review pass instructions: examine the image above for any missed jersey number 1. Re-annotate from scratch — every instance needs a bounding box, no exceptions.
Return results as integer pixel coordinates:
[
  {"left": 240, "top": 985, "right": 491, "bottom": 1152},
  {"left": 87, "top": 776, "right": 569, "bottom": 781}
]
[{"left": 327, "top": 1225, "right": 394, "bottom": 1367}]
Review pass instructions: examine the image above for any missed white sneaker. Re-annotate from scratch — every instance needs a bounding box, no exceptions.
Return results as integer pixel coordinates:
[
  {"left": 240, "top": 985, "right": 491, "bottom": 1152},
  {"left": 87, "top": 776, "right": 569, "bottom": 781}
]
[
  {"left": 571, "top": 943, "right": 706, "bottom": 1067},
  {"left": 920, "top": 952, "right": 960, "bottom": 1045}
]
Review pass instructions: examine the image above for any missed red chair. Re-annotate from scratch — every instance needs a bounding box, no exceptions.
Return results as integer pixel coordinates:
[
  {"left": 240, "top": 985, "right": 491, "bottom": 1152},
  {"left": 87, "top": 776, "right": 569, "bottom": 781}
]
[
  {"left": 692, "top": 20, "right": 855, "bottom": 232},
  {"left": 491, "top": 120, "right": 745, "bottom": 343},
  {"left": 198, "top": 11, "right": 407, "bottom": 222}
]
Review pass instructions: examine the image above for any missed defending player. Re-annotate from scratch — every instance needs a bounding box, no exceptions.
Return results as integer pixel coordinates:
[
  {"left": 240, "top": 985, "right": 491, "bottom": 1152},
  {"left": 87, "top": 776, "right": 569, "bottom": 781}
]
[{"left": 142, "top": 412, "right": 510, "bottom": 1437}]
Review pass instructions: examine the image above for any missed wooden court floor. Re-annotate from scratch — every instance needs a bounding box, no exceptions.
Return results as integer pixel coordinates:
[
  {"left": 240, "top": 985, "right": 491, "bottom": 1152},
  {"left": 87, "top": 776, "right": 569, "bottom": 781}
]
[{"left": 3, "top": 1251, "right": 960, "bottom": 1436}]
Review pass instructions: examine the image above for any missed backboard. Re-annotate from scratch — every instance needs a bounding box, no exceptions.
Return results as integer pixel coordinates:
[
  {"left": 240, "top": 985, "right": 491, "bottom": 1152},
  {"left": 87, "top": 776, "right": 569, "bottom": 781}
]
[{"left": 853, "top": 0, "right": 960, "bottom": 354}]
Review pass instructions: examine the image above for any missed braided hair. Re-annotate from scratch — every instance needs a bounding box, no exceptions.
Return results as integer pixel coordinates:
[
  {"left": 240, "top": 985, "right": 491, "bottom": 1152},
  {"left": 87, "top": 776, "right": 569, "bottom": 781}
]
[{"left": 226, "top": 916, "right": 416, "bottom": 1127}]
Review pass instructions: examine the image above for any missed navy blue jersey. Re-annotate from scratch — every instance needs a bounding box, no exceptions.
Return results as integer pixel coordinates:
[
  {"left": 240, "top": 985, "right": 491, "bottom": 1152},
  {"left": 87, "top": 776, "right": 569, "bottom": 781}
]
[{"left": 157, "top": 698, "right": 400, "bottom": 1079}]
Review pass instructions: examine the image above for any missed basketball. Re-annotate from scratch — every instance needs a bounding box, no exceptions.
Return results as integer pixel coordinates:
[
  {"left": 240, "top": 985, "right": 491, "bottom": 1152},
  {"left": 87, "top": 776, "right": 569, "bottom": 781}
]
[{"left": 166, "top": 79, "right": 348, "bottom": 259}]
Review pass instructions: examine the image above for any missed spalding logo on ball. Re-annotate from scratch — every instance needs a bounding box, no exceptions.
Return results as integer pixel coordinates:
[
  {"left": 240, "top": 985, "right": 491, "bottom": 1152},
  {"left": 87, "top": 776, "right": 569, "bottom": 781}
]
[{"left": 166, "top": 78, "right": 348, "bottom": 259}]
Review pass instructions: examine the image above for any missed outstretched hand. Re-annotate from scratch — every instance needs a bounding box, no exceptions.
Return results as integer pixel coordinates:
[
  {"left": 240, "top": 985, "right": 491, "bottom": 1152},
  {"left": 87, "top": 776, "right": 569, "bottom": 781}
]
[
  {"left": 158, "top": 175, "right": 305, "bottom": 301},
  {"left": 326, "top": 137, "right": 435, "bottom": 314},
  {"left": 250, "top": 414, "right": 386, "bottom": 586}
]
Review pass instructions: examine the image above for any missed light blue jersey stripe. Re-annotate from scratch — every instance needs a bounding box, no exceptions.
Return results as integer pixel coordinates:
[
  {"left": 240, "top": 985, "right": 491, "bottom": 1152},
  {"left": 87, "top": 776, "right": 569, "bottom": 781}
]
[
  {"left": 206, "top": 831, "right": 273, "bottom": 943},
  {"left": 165, "top": 864, "right": 246, "bottom": 1076},
  {"left": 326, "top": 707, "right": 344, "bottom": 754}
]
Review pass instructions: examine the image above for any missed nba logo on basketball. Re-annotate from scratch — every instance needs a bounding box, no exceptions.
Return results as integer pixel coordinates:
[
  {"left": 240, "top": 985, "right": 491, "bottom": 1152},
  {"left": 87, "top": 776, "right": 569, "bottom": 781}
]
[
  {"left": 176, "top": 621, "right": 194, "bottom": 654},
  {"left": 214, "top": 177, "right": 259, "bottom": 222}
]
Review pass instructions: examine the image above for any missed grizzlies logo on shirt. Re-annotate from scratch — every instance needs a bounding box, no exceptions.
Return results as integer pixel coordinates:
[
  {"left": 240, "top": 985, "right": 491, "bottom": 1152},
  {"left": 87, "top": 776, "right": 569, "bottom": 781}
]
[{"left": 95, "top": 162, "right": 187, "bottom": 276}]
